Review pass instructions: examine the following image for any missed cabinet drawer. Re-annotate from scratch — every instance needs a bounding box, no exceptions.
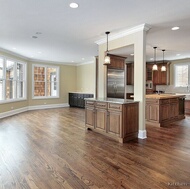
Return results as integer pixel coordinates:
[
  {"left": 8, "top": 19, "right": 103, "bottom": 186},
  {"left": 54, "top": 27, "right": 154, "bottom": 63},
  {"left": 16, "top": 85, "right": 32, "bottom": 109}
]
[
  {"left": 96, "top": 102, "right": 107, "bottom": 109},
  {"left": 108, "top": 103, "right": 122, "bottom": 111},
  {"left": 146, "top": 99, "right": 159, "bottom": 104},
  {"left": 160, "top": 99, "right": 170, "bottom": 104},
  {"left": 170, "top": 98, "right": 178, "bottom": 104},
  {"left": 86, "top": 100, "right": 95, "bottom": 107}
]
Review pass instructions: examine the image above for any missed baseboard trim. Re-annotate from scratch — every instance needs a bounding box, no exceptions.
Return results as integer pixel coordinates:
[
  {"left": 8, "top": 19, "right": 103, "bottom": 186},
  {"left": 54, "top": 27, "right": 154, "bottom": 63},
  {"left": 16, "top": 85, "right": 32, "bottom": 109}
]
[
  {"left": 138, "top": 130, "right": 147, "bottom": 139},
  {"left": 0, "top": 107, "right": 28, "bottom": 119},
  {"left": 0, "top": 103, "right": 69, "bottom": 119},
  {"left": 28, "top": 103, "right": 69, "bottom": 111}
]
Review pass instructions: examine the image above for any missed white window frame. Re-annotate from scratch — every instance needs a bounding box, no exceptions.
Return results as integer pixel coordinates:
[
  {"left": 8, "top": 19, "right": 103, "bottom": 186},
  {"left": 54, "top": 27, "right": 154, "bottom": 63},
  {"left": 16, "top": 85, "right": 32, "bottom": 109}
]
[
  {"left": 32, "top": 64, "right": 60, "bottom": 99},
  {"left": 0, "top": 56, "right": 27, "bottom": 104},
  {"left": 174, "top": 63, "right": 190, "bottom": 88}
]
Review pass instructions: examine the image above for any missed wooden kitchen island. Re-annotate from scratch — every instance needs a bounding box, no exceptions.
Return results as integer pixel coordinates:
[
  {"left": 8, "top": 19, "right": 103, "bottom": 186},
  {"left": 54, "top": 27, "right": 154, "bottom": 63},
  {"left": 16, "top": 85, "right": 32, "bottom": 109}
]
[
  {"left": 85, "top": 98, "right": 139, "bottom": 143},
  {"left": 146, "top": 94, "right": 186, "bottom": 127}
]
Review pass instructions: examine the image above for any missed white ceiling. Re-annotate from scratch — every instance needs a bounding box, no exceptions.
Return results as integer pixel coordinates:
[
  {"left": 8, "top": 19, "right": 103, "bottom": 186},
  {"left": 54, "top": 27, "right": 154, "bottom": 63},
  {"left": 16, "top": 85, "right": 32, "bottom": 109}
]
[{"left": 0, "top": 0, "right": 190, "bottom": 64}]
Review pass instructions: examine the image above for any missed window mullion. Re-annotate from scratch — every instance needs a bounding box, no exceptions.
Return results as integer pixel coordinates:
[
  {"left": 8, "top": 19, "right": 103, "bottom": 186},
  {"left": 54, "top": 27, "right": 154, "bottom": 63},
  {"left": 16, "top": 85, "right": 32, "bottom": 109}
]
[{"left": 45, "top": 66, "right": 47, "bottom": 97}]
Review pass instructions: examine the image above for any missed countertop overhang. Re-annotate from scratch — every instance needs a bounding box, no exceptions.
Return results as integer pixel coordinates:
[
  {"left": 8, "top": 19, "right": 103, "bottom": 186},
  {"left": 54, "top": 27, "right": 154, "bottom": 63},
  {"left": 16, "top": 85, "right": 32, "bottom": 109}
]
[
  {"left": 146, "top": 94, "right": 186, "bottom": 99},
  {"left": 85, "top": 98, "right": 139, "bottom": 104}
]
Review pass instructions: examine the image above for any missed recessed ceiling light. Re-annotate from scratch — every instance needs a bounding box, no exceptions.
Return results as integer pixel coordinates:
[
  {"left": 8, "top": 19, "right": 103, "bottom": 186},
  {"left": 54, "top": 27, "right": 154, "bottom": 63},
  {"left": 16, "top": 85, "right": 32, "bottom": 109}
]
[
  {"left": 82, "top": 58, "right": 85, "bottom": 60},
  {"left": 72, "top": 60, "right": 74, "bottom": 62},
  {"left": 32, "top": 36, "right": 38, "bottom": 39},
  {"left": 12, "top": 47, "right": 16, "bottom": 50},
  {"left": 150, "top": 58, "right": 154, "bottom": 60},
  {"left": 176, "top": 54, "right": 181, "bottom": 56},
  {"left": 171, "top": 26, "right": 180, "bottom": 31},
  {"left": 70, "top": 2, "right": 79, "bottom": 8},
  {"left": 130, "top": 53, "right": 134, "bottom": 56}
]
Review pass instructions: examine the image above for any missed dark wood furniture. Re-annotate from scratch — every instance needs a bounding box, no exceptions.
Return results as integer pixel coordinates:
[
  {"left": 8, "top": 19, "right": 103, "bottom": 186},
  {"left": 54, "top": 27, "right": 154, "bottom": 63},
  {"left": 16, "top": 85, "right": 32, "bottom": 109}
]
[
  {"left": 107, "top": 54, "right": 126, "bottom": 69},
  {"left": 146, "top": 94, "right": 185, "bottom": 127},
  {"left": 152, "top": 62, "right": 170, "bottom": 85},
  {"left": 85, "top": 98, "right": 139, "bottom": 143},
  {"left": 69, "top": 92, "right": 94, "bottom": 108},
  {"left": 185, "top": 99, "right": 190, "bottom": 115}
]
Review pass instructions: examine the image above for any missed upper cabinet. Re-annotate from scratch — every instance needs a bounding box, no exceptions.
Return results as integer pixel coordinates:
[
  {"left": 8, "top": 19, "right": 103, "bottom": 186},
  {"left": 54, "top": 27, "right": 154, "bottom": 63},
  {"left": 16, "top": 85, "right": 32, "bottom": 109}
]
[
  {"left": 126, "top": 63, "right": 134, "bottom": 85},
  {"left": 153, "top": 63, "right": 170, "bottom": 85},
  {"left": 107, "top": 55, "right": 126, "bottom": 69},
  {"left": 146, "top": 63, "right": 153, "bottom": 81}
]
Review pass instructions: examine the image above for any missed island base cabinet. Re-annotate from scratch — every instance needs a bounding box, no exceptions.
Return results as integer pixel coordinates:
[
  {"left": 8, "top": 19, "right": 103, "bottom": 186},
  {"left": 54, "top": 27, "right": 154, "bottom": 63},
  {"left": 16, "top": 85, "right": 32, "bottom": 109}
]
[
  {"left": 95, "top": 109, "right": 107, "bottom": 132},
  {"left": 85, "top": 107, "right": 95, "bottom": 129},
  {"left": 146, "top": 97, "right": 185, "bottom": 127},
  {"left": 107, "top": 110, "right": 122, "bottom": 137},
  {"left": 85, "top": 100, "right": 139, "bottom": 143}
]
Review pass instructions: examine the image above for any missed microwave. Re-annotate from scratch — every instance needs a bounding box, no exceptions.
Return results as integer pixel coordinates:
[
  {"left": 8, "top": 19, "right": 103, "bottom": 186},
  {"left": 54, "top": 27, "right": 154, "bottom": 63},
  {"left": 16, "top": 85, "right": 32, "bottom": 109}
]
[{"left": 146, "top": 81, "right": 153, "bottom": 89}]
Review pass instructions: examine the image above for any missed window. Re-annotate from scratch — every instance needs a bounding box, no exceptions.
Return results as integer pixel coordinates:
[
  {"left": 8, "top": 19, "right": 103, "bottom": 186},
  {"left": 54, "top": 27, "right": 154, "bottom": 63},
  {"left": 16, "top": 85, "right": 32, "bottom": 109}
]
[
  {"left": 33, "top": 64, "right": 59, "bottom": 98},
  {"left": 0, "top": 57, "right": 26, "bottom": 103},
  {"left": 175, "top": 64, "right": 190, "bottom": 87}
]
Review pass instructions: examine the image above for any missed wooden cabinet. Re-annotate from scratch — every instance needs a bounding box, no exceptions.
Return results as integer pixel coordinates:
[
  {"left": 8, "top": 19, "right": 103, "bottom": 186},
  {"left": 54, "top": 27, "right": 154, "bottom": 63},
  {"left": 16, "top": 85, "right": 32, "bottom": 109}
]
[
  {"left": 69, "top": 93, "right": 94, "bottom": 108},
  {"left": 185, "top": 99, "right": 190, "bottom": 115},
  {"left": 146, "top": 64, "right": 153, "bottom": 81},
  {"left": 85, "top": 99, "right": 139, "bottom": 143},
  {"left": 85, "top": 101, "right": 95, "bottom": 129},
  {"left": 107, "top": 55, "right": 126, "bottom": 69},
  {"left": 153, "top": 63, "right": 170, "bottom": 85},
  {"left": 146, "top": 96, "right": 185, "bottom": 127},
  {"left": 95, "top": 102, "right": 107, "bottom": 132},
  {"left": 126, "top": 63, "right": 134, "bottom": 85}
]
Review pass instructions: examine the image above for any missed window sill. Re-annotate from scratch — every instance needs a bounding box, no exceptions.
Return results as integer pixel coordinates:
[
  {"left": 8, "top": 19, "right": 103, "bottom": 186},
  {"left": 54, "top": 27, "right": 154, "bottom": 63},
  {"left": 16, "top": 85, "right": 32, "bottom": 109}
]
[
  {"left": 0, "top": 98, "right": 27, "bottom": 104},
  {"left": 32, "top": 96, "right": 60, "bottom": 100}
]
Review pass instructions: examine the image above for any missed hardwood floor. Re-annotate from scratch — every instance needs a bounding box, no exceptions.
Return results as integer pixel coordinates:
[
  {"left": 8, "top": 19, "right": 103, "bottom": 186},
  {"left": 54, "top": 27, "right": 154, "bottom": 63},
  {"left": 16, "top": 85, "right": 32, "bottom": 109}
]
[{"left": 0, "top": 107, "right": 190, "bottom": 189}]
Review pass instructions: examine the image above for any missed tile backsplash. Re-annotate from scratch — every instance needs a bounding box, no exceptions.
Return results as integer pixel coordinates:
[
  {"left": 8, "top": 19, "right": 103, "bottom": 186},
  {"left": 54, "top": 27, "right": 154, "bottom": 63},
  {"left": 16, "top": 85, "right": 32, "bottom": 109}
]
[{"left": 156, "top": 85, "right": 190, "bottom": 93}]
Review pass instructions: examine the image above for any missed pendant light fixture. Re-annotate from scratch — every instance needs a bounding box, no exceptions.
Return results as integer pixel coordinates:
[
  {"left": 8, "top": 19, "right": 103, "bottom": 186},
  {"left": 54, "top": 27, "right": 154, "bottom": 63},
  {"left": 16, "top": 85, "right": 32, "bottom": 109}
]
[
  {"left": 104, "top": 31, "right": 110, "bottom": 65},
  {"left": 152, "top": 47, "right": 158, "bottom": 71},
  {"left": 161, "top": 49, "right": 166, "bottom": 71}
]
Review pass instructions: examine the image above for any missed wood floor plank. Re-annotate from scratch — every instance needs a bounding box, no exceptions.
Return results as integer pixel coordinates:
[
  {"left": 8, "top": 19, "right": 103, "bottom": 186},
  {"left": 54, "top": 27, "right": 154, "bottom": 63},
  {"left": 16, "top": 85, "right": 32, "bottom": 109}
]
[{"left": 0, "top": 107, "right": 190, "bottom": 189}]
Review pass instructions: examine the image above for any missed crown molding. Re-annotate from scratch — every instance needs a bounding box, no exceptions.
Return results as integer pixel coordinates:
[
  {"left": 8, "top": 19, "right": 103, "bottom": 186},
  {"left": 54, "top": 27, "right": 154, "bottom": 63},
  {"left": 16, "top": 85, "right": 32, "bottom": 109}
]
[{"left": 95, "top": 23, "right": 151, "bottom": 45}]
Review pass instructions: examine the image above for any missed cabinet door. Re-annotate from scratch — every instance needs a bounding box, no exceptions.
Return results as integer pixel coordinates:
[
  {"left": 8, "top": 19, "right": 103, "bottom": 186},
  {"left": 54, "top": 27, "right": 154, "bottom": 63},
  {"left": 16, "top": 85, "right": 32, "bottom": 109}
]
[
  {"left": 107, "top": 110, "right": 122, "bottom": 137},
  {"left": 77, "top": 94, "right": 84, "bottom": 108},
  {"left": 107, "top": 55, "right": 125, "bottom": 69},
  {"left": 160, "top": 104, "right": 170, "bottom": 121},
  {"left": 146, "top": 64, "right": 153, "bottom": 81},
  {"left": 147, "top": 104, "right": 159, "bottom": 122},
  {"left": 170, "top": 103, "right": 179, "bottom": 118},
  {"left": 69, "top": 93, "right": 77, "bottom": 107},
  {"left": 95, "top": 108, "right": 107, "bottom": 132},
  {"left": 85, "top": 107, "right": 95, "bottom": 129},
  {"left": 127, "top": 63, "right": 134, "bottom": 85}
]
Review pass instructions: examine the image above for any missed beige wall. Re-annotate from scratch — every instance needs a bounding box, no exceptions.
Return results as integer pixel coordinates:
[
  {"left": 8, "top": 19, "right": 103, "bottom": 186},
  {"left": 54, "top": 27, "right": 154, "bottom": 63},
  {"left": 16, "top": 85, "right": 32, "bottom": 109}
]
[
  {"left": 0, "top": 50, "right": 77, "bottom": 113},
  {"left": 76, "top": 62, "right": 96, "bottom": 94}
]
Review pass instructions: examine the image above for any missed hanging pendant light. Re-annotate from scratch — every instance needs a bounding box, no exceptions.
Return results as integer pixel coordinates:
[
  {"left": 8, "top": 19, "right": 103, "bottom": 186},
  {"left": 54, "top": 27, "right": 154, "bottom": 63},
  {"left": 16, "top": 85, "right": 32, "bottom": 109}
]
[
  {"left": 152, "top": 47, "right": 158, "bottom": 71},
  {"left": 161, "top": 49, "right": 166, "bottom": 71},
  {"left": 104, "top": 31, "right": 110, "bottom": 65}
]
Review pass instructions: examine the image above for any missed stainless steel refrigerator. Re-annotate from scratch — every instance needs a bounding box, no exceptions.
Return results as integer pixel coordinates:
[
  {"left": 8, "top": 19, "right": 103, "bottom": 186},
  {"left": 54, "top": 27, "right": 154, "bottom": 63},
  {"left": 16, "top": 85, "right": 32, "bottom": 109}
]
[{"left": 107, "top": 68, "right": 125, "bottom": 98}]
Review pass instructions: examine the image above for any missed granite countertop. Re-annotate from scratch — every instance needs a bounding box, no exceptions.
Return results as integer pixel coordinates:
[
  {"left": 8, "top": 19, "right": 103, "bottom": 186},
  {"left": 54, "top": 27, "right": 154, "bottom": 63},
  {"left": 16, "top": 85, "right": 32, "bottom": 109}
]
[
  {"left": 146, "top": 94, "right": 186, "bottom": 99},
  {"left": 85, "top": 98, "right": 139, "bottom": 104}
]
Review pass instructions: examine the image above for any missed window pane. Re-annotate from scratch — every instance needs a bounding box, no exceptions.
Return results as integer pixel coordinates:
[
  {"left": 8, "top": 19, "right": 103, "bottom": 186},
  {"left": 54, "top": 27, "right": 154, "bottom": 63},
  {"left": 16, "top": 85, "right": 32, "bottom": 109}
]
[
  {"left": 0, "top": 80, "right": 3, "bottom": 100},
  {"left": 17, "top": 63, "right": 24, "bottom": 80},
  {"left": 47, "top": 82, "right": 57, "bottom": 96},
  {"left": 0, "top": 58, "right": 3, "bottom": 79},
  {"left": 34, "top": 66, "right": 45, "bottom": 81},
  {"left": 47, "top": 67, "right": 57, "bottom": 82},
  {"left": 6, "top": 80, "right": 15, "bottom": 99},
  {"left": 34, "top": 82, "right": 45, "bottom": 96},
  {"left": 17, "top": 81, "right": 24, "bottom": 98},
  {"left": 175, "top": 65, "right": 188, "bottom": 87},
  {"left": 6, "top": 60, "right": 14, "bottom": 80}
]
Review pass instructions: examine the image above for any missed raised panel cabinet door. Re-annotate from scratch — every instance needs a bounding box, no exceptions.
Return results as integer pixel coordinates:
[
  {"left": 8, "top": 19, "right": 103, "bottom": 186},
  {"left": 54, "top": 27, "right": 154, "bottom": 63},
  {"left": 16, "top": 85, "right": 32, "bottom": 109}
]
[
  {"left": 148, "top": 104, "right": 159, "bottom": 122},
  {"left": 170, "top": 103, "right": 179, "bottom": 118},
  {"left": 107, "top": 110, "right": 122, "bottom": 137},
  {"left": 95, "top": 109, "right": 107, "bottom": 132},
  {"left": 85, "top": 107, "right": 95, "bottom": 129},
  {"left": 160, "top": 104, "right": 170, "bottom": 121}
]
